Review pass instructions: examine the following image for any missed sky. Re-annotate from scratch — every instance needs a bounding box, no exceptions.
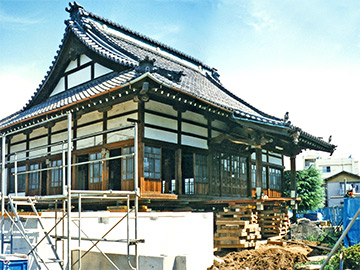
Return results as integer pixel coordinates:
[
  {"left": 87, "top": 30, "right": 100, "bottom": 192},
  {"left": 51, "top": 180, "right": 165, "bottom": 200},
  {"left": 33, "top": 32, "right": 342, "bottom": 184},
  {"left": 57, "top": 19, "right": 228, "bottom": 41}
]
[{"left": 1, "top": 0, "right": 360, "bottom": 167}]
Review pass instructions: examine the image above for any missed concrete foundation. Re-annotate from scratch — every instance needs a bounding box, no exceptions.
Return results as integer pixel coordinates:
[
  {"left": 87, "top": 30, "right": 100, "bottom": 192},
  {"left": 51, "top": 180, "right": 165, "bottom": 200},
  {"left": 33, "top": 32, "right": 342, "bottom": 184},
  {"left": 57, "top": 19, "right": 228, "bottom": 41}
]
[{"left": 3, "top": 211, "right": 213, "bottom": 270}]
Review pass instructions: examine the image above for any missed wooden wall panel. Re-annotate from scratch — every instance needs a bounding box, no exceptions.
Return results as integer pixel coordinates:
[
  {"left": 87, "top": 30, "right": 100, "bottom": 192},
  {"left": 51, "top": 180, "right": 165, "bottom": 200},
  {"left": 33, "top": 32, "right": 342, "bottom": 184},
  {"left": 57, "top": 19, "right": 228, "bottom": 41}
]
[{"left": 143, "top": 179, "right": 161, "bottom": 193}]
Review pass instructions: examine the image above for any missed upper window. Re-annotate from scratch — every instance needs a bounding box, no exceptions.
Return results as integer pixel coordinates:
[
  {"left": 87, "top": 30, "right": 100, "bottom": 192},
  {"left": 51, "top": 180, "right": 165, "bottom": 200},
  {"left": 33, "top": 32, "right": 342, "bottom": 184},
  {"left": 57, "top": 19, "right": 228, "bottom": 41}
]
[
  {"left": 144, "top": 146, "right": 161, "bottom": 179},
  {"left": 122, "top": 146, "right": 134, "bottom": 180},
  {"left": 89, "top": 153, "right": 103, "bottom": 183},
  {"left": 29, "top": 164, "right": 40, "bottom": 190},
  {"left": 322, "top": 166, "right": 331, "bottom": 173},
  {"left": 50, "top": 160, "right": 62, "bottom": 188},
  {"left": 195, "top": 154, "right": 207, "bottom": 183},
  {"left": 9, "top": 166, "right": 26, "bottom": 193}
]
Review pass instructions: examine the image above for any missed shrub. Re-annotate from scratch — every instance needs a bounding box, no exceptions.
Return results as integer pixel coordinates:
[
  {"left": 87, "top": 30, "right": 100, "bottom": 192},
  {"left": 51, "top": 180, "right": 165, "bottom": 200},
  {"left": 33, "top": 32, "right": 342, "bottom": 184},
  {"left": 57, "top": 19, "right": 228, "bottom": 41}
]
[{"left": 325, "top": 243, "right": 360, "bottom": 270}]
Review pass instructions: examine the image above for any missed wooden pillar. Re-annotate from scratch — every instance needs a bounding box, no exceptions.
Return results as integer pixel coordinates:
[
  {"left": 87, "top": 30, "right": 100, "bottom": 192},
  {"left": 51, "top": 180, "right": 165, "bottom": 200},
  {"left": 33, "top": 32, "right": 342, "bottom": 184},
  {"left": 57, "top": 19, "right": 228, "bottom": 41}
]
[
  {"left": 137, "top": 101, "right": 145, "bottom": 192},
  {"left": 175, "top": 108, "right": 182, "bottom": 194},
  {"left": 175, "top": 149, "right": 182, "bottom": 195},
  {"left": 290, "top": 156, "right": 297, "bottom": 222},
  {"left": 255, "top": 148, "right": 263, "bottom": 199}
]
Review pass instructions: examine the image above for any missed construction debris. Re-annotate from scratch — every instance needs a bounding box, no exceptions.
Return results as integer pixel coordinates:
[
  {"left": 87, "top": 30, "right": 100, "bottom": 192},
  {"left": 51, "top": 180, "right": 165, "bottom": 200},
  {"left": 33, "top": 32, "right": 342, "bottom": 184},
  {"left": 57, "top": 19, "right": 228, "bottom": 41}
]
[
  {"left": 208, "top": 244, "right": 310, "bottom": 270},
  {"left": 214, "top": 205, "right": 261, "bottom": 249},
  {"left": 290, "top": 218, "right": 324, "bottom": 240}
]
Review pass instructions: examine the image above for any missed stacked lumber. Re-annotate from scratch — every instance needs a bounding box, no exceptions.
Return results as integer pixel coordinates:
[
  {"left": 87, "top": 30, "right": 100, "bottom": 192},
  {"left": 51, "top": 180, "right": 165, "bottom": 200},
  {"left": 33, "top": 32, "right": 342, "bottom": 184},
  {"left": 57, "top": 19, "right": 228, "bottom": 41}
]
[
  {"left": 214, "top": 205, "right": 261, "bottom": 249},
  {"left": 258, "top": 205, "right": 290, "bottom": 238}
]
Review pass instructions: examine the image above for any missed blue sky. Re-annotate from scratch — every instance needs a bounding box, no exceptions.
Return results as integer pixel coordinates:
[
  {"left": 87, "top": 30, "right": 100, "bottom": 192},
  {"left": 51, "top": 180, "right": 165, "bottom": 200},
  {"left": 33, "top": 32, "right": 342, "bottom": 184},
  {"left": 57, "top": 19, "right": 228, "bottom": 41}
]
[{"left": 1, "top": 0, "right": 360, "bottom": 162}]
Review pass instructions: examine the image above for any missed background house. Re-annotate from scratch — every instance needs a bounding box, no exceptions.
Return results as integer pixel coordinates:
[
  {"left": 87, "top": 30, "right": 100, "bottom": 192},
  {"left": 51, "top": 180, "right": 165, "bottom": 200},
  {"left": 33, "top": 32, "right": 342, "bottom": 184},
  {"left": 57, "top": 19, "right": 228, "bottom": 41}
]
[{"left": 324, "top": 171, "right": 360, "bottom": 207}]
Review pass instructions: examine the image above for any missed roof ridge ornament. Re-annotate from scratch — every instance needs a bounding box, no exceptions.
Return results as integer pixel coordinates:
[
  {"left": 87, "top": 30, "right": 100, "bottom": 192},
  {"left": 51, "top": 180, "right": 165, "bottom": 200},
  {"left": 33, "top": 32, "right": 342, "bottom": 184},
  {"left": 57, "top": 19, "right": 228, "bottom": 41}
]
[
  {"left": 136, "top": 56, "right": 185, "bottom": 83},
  {"left": 66, "top": 2, "right": 88, "bottom": 22}
]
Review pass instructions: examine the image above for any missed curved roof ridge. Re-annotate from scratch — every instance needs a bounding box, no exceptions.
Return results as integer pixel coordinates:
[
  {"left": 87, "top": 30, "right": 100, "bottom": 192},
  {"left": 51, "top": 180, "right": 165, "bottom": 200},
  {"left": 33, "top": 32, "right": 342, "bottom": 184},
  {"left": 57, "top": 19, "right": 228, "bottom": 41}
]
[{"left": 67, "top": 2, "right": 212, "bottom": 71}]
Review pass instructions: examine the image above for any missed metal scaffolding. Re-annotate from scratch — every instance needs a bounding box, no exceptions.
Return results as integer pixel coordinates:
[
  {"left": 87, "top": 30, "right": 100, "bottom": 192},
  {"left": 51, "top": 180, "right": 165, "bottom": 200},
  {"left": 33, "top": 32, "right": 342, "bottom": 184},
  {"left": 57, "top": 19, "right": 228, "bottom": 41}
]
[{"left": 0, "top": 113, "right": 142, "bottom": 270}]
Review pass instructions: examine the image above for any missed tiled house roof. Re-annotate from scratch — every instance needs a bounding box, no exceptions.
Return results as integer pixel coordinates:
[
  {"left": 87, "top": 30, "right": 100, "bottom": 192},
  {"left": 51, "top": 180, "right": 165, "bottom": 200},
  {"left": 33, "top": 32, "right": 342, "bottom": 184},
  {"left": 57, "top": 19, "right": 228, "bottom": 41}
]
[{"left": 0, "top": 2, "right": 336, "bottom": 154}]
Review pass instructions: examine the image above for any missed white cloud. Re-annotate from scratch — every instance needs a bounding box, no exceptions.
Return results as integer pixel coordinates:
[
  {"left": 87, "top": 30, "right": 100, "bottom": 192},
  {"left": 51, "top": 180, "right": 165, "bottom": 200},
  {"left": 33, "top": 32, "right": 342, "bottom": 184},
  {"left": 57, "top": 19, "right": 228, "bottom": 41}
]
[
  {"left": 0, "top": 66, "right": 41, "bottom": 119},
  {"left": 0, "top": 10, "right": 40, "bottom": 25}
]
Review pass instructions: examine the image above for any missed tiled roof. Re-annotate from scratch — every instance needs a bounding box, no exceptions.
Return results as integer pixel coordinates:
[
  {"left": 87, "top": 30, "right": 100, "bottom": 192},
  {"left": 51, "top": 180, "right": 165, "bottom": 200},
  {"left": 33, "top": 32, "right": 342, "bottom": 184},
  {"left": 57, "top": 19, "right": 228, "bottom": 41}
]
[{"left": 0, "top": 2, "right": 335, "bottom": 153}]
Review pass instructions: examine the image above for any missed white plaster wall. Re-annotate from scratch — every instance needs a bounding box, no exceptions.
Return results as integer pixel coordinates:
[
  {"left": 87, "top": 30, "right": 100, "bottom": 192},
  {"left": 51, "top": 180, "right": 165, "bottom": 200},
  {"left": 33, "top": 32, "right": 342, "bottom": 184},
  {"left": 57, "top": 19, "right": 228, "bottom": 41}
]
[
  {"left": 9, "top": 142, "right": 27, "bottom": 161},
  {"left": 52, "top": 120, "right": 68, "bottom": 132},
  {"left": 181, "top": 135, "right": 208, "bottom": 149},
  {"left": 29, "top": 138, "right": 47, "bottom": 158},
  {"left": 107, "top": 113, "right": 137, "bottom": 143},
  {"left": 145, "top": 113, "right": 177, "bottom": 130},
  {"left": 145, "top": 127, "right": 177, "bottom": 144},
  {"left": 30, "top": 127, "right": 47, "bottom": 139},
  {"left": 77, "top": 111, "right": 103, "bottom": 126},
  {"left": 65, "top": 59, "right": 78, "bottom": 72},
  {"left": 145, "top": 101, "right": 177, "bottom": 117},
  {"left": 80, "top": 54, "right": 92, "bottom": 66},
  {"left": 10, "top": 133, "right": 26, "bottom": 144},
  {"left": 51, "top": 77, "right": 65, "bottom": 96},
  {"left": 108, "top": 101, "right": 137, "bottom": 117},
  {"left": 94, "top": 63, "right": 113, "bottom": 78},
  {"left": 212, "top": 119, "right": 227, "bottom": 131},
  {"left": 182, "top": 122, "right": 207, "bottom": 137},
  {"left": 182, "top": 111, "right": 207, "bottom": 125},
  {"left": 7, "top": 211, "right": 213, "bottom": 270},
  {"left": 211, "top": 130, "right": 223, "bottom": 138},
  {"left": 77, "top": 123, "right": 103, "bottom": 149},
  {"left": 51, "top": 132, "right": 67, "bottom": 153},
  {"left": 67, "top": 66, "right": 91, "bottom": 90}
]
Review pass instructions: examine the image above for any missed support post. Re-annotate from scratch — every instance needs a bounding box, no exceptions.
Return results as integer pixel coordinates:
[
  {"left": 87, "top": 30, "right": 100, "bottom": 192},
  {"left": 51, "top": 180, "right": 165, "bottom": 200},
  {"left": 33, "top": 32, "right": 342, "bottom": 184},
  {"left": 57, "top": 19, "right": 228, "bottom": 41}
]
[
  {"left": 290, "top": 156, "right": 297, "bottom": 223},
  {"left": 255, "top": 148, "right": 263, "bottom": 199},
  {"left": 175, "top": 149, "right": 182, "bottom": 195}
]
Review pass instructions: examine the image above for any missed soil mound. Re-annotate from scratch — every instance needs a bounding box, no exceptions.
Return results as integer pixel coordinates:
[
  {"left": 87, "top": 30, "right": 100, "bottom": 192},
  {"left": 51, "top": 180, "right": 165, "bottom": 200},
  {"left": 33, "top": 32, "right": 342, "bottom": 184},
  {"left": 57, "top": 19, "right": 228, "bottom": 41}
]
[{"left": 208, "top": 245, "right": 310, "bottom": 270}]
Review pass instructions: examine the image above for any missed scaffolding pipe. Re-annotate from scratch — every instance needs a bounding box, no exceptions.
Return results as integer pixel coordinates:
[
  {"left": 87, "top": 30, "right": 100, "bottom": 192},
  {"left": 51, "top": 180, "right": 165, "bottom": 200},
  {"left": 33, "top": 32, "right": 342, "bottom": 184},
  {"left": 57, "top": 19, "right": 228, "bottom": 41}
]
[
  {"left": 62, "top": 142, "right": 66, "bottom": 197},
  {"left": 127, "top": 121, "right": 139, "bottom": 270},
  {"left": 67, "top": 112, "right": 72, "bottom": 270},
  {"left": 71, "top": 210, "right": 132, "bottom": 267},
  {"left": 71, "top": 220, "right": 120, "bottom": 270},
  {"left": 134, "top": 121, "right": 139, "bottom": 269},
  {"left": 78, "top": 194, "right": 81, "bottom": 270},
  {"left": 1, "top": 135, "right": 6, "bottom": 254},
  {"left": 14, "top": 154, "right": 18, "bottom": 196}
]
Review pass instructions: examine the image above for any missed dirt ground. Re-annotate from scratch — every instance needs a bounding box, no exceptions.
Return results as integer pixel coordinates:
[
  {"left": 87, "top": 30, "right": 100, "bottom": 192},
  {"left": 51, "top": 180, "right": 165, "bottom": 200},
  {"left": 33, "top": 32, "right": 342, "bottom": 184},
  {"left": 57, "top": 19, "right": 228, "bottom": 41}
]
[{"left": 208, "top": 243, "right": 312, "bottom": 270}]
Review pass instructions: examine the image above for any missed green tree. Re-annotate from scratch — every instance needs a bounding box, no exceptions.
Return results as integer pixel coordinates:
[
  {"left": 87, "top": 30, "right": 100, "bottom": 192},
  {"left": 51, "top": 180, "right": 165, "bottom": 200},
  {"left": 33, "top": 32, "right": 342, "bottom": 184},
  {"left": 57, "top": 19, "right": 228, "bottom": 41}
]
[{"left": 284, "top": 166, "right": 325, "bottom": 211}]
